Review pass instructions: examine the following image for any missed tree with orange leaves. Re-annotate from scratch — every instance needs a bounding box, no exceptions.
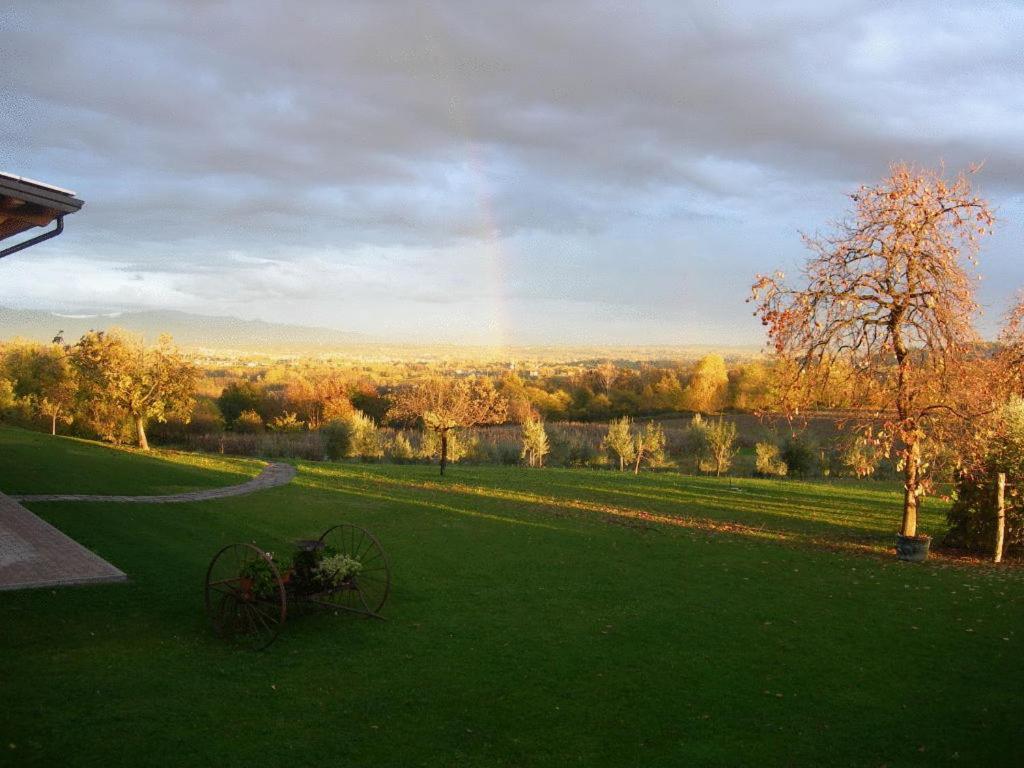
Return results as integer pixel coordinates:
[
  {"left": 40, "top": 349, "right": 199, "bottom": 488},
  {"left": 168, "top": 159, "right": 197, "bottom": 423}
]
[{"left": 750, "top": 163, "right": 997, "bottom": 543}]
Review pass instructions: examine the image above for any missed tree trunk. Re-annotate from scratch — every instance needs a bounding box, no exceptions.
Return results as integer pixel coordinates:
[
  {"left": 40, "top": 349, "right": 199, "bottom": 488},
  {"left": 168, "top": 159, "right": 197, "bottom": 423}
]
[
  {"left": 439, "top": 430, "right": 448, "bottom": 476},
  {"left": 135, "top": 416, "right": 150, "bottom": 451},
  {"left": 995, "top": 472, "right": 1006, "bottom": 564},
  {"left": 634, "top": 436, "right": 644, "bottom": 475},
  {"left": 51, "top": 412, "right": 57, "bottom": 436},
  {"left": 900, "top": 440, "right": 920, "bottom": 537}
]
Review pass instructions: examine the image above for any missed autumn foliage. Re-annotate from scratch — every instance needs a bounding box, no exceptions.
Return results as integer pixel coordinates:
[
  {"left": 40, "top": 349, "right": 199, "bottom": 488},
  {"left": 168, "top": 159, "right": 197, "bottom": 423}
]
[{"left": 751, "top": 163, "right": 999, "bottom": 537}]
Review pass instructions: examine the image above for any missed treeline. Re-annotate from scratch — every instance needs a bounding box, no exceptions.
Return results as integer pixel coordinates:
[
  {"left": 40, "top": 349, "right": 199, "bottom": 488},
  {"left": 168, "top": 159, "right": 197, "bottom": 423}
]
[
  {"left": 193, "top": 352, "right": 775, "bottom": 437},
  {"left": 0, "top": 331, "right": 196, "bottom": 449}
]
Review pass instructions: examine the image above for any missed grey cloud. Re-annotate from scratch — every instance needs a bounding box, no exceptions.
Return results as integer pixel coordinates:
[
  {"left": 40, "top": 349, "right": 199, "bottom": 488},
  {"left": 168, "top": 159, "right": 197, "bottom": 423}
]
[{"left": 2, "top": 1, "right": 1023, "bottom": 343}]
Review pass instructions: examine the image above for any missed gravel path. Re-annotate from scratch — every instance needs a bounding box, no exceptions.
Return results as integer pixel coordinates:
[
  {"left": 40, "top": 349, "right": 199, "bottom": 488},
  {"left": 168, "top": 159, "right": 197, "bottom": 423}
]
[{"left": 10, "top": 462, "right": 297, "bottom": 504}]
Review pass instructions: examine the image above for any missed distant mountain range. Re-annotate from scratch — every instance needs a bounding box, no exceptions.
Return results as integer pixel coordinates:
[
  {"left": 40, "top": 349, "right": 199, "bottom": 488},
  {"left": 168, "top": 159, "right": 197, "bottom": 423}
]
[
  {"left": 0, "top": 306, "right": 763, "bottom": 360},
  {"left": 0, "top": 307, "right": 373, "bottom": 352}
]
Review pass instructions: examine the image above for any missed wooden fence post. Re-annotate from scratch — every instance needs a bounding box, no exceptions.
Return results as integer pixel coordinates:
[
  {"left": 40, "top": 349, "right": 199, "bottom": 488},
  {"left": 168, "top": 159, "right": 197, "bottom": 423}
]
[{"left": 995, "top": 472, "right": 1006, "bottom": 565}]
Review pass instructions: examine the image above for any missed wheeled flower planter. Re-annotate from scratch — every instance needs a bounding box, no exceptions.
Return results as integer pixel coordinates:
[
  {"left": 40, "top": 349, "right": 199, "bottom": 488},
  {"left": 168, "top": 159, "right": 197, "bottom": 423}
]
[{"left": 204, "top": 523, "right": 390, "bottom": 650}]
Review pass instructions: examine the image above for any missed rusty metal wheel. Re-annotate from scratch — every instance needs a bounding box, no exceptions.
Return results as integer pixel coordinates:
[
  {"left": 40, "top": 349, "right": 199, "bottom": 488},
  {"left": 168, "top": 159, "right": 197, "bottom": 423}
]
[
  {"left": 317, "top": 524, "right": 390, "bottom": 617},
  {"left": 204, "top": 543, "right": 287, "bottom": 650}
]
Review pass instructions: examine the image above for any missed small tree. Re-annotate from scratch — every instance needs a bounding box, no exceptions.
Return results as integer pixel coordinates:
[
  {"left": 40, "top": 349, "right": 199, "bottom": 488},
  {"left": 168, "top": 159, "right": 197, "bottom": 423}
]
[
  {"left": 751, "top": 163, "right": 996, "bottom": 538},
  {"left": 2, "top": 342, "right": 78, "bottom": 435},
  {"left": 755, "top": 441, "right": 788, "bottom": 477},
  {"left": 347, "top": 410, "right": 383, "bottom": 459},
  {"left": 634, "top": 421, "right": 670, "bottom": 473},
  {"left": 703, "top": 417, "right": 738, "bottom": 477},
  {"left": 602, "top": 416, "right": 636, "bottom": 471},
  {"left": 391, "top": 377, "right": 507, "bottom": 475},
  {"left": 71, "top": 330, "right": 198, "bottom": 450},
  {"left": 521, "top": 417, "right": 550, "bottom": 468}
]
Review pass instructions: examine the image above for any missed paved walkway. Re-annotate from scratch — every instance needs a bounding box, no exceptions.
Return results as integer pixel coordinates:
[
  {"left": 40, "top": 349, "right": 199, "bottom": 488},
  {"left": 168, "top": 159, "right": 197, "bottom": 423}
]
[
  {"left": 0, "top": 492, "right": 126, "bottom": 590},
  {"left": 11, "top": 462, "right": 296, "bottom": 504},
  {"left": 1, "top": 462, "right": 296, "bottom": 591}
]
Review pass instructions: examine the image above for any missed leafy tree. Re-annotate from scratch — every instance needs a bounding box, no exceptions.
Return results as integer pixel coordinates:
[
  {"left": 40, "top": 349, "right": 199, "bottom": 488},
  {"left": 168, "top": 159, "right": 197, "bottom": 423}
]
[
  {"left": 602, "top": 416, "right": 636, "bottom": 471},
  {"left": 649, "top": 372, "right": 685, "bottom": 412},
  {"left": 419, "top": 426, "right": 472, "bottom": 464},
  {"left": 71, "top": 330, "right": 198, "bottom": 450},
  {"left": 683, "top": 354, "right": 729, "bottom": 413},
  {"left": 755, "top": 441, "right": 788, "bottom": 477},
  {"left": 498, "top": 373, "right": 534, "bottom": 424},
  {"left": 218, "top": 381, "right": 267, "bottom": 427},
  {"left": 391, "top": 377, "right": 507, "bottom": 475},
  {"left": 0, "top": 377, "right": 15, "bottom": 418},
  {"left": 521, "top": 417, "right": 550, "bottom": 468},
  {"left": 634, "top": 420, "right": 670, "bottom": 473},
  {"left": 731, "top": 362, "right": 773, "bottom": 412},
  {"left": 3, "top": 342, "right": 78, "bottom": 435},
  {"left": 350, "top": 386, "right": 389, "bottom": 424},
  {"left": 751, "top": 163, "right": 997, "bottom": 538},
  {"left": 702, "top": 417, "right": 738, "bottom": 477}
]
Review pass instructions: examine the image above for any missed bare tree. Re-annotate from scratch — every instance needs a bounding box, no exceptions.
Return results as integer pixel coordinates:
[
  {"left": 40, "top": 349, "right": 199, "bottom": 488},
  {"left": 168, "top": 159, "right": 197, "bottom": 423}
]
[
  {"left": 391, "top": 377, "right": 507, "bottom": 475},
  {"left": 750, "top": 163, "right": 996, "bottom": 539}
]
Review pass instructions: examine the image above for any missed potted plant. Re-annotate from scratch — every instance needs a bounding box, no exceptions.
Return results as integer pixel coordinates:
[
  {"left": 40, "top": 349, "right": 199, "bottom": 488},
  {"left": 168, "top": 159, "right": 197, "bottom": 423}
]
[
  {"left": 315, "top": 553, "right": 362, "bottom": 590},
  {"left": 895, "top": 534, "right": 931, "bottom": 563},
  {"left": 238, "top": 557, "right": 277, "bottom": 600}
]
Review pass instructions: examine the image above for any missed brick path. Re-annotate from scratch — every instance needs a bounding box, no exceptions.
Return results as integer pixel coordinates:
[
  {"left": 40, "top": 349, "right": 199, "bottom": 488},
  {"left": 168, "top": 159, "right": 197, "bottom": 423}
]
[
  {"left": 0, "top": 492, "right": 126, "bottom": 590},
  {"left": 0, "top": 462, "right": 296, "bottom": 591},
  {"left": 11, "top": 462, "right": 296, "bottom": 504}
]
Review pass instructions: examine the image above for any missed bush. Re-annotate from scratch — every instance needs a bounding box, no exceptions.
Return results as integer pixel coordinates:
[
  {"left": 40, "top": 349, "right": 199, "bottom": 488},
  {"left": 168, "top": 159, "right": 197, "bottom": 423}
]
[
  {"left": 347, "top": 410, "right": 383, "bottom": 460},
  {"left": 321, "top": 419, "right": 353, "bottom": 460},
  {"left": 755, "top": 442, "right": 788, "bottom": 477},
  {"left": 235, "top": 409, "right": 265, "bottom": 434},
  {"left": 946, "top": 397, "right": 1024, "bottom": 554},
  {"left": 388, "top": 431, "right": 415, "bottom": 463},
  {"left": 782, "top": 437, "right": 815, "bottom": 477},
  {"left": 268, "top": 412, "right": 304, "bottom": 432}
]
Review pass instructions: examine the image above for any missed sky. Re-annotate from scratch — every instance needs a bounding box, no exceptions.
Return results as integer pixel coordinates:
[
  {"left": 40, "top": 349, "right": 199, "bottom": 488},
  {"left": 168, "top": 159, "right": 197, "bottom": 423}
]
[{"left": 2, "top": 1, "right": 1023, "bottom": 347}]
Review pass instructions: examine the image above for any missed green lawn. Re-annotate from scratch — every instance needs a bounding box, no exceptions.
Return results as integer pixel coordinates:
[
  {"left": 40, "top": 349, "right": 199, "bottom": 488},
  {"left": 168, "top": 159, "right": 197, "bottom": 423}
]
[
  {"left": 2, "top": 429, "right": 1022, "bottom": 767},
  {"left": 0, "top": 426, "right": 262, "bottom": 495}
]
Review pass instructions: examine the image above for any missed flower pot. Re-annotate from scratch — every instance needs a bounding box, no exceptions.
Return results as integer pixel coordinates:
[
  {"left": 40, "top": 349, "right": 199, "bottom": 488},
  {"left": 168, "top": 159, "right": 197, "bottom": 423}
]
[
  {"left": 238, "top": 576, "right": 255, "bottom": 600},
  {"left": 895, "top": 534, "right": 931, "bottom": 562}
]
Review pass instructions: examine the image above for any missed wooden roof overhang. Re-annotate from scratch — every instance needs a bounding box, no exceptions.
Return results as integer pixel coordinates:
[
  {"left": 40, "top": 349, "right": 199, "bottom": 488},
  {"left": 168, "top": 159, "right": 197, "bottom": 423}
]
[{"left": 0, "top": 173, "right": 84, "bottom": 259}]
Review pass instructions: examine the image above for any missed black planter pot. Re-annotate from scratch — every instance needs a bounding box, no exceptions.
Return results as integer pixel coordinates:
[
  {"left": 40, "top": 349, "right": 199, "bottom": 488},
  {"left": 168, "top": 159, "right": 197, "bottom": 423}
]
[{"left": 895, "top": 534, "right": 931, "bottom": 562}]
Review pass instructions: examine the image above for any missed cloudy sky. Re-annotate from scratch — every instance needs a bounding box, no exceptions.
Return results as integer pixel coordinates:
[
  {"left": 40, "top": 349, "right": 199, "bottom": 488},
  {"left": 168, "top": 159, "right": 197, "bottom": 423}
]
[{"left": 2, "top": 1, "right": 1022, "bottom": 346}]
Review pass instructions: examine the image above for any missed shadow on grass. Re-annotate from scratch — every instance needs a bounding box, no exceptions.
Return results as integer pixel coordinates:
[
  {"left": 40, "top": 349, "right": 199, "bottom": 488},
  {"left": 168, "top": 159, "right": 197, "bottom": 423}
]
[{"left": 298, "top": 463, "right": 1020, "bottom": 571}]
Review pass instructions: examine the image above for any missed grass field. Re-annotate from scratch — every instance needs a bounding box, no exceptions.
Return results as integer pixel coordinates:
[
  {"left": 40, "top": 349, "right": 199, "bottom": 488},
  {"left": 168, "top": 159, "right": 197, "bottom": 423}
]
[
  {"left": 1, "top": 427, "right": 1022, "bottom": 767},
  {"left": 0, "top": 426, "right": 262, "bottom": 495}
]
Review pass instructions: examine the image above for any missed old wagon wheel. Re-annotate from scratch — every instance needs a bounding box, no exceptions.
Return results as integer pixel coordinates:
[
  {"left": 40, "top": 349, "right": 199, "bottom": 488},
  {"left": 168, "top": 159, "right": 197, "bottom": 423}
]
[
  {"left": 317, "top": 524, "right": 390, "bottom": 617},
  {"left": 204, "top": 543, "right": 287, "bottom": 650}
]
